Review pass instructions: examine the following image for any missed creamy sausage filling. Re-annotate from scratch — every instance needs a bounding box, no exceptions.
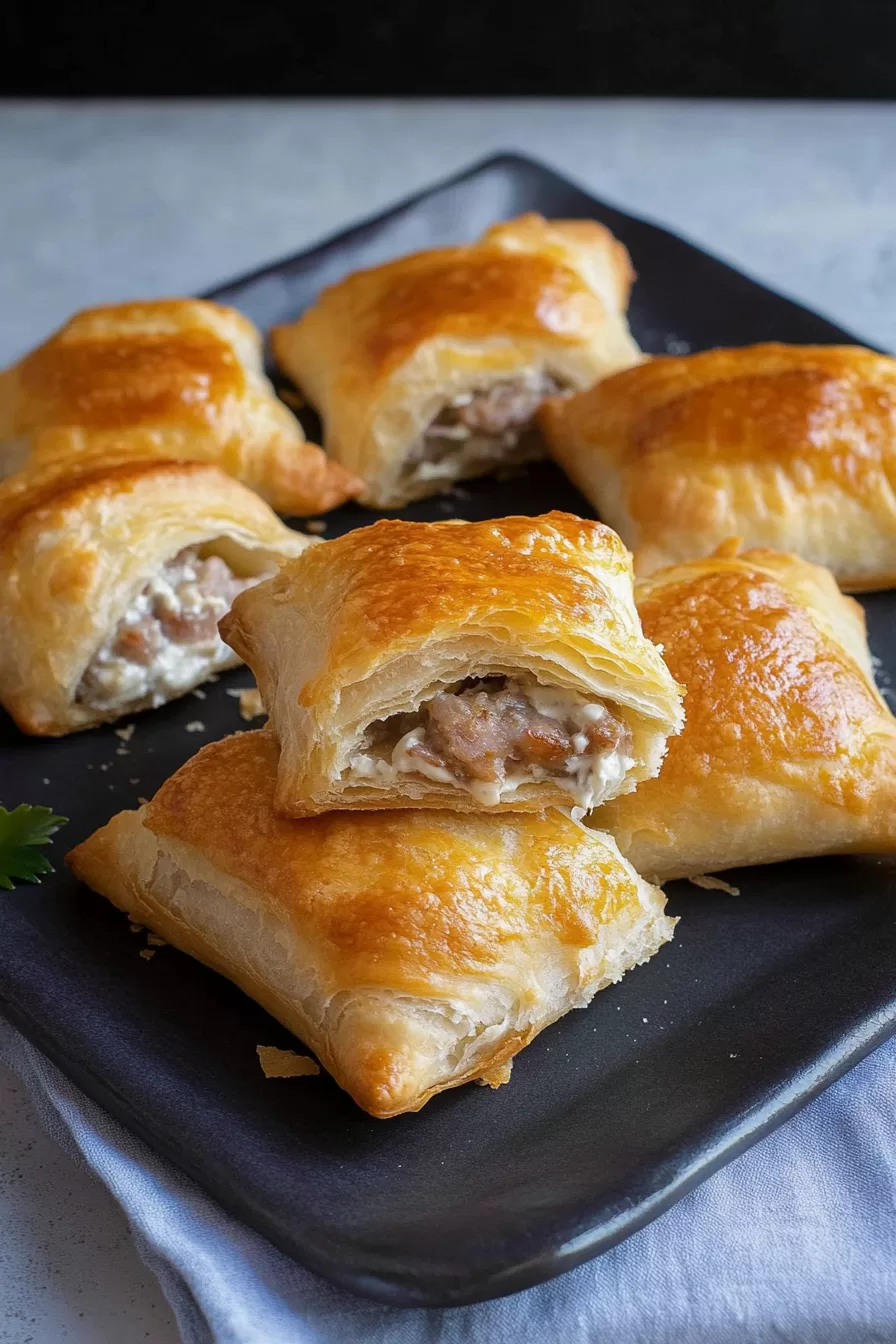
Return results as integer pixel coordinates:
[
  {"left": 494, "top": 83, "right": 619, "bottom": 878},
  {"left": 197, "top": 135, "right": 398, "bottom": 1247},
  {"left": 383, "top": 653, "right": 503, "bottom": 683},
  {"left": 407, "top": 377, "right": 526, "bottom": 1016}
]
[
  {"left": 349, "top": 677, "right": 634, "bottom": 813},
  {"left": 403, "top": 373, "right": 567, "bottom": 484},
  {"left": 77, "top": 548, "right": 265, "bottom": 713}
]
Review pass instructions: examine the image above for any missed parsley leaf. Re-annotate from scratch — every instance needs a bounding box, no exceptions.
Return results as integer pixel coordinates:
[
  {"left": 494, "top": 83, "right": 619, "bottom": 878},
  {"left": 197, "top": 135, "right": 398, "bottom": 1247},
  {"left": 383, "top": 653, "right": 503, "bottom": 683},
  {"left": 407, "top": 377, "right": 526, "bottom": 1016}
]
[{"left": 0, "top": 805, "right": 68, "bottom": 891}]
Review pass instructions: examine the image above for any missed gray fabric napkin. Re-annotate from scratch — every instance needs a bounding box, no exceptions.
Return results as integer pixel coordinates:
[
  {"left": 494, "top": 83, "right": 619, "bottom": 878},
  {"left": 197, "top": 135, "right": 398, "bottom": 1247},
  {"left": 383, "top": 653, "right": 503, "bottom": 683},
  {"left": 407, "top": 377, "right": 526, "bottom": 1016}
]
[{"left": 2, "top": 1016, "right": 894, "bottom": 1344}]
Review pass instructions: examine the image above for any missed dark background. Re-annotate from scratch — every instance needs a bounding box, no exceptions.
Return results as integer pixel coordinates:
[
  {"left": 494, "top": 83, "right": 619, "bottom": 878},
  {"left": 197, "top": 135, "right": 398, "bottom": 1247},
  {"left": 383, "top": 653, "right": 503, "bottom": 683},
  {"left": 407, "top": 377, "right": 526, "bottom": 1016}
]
[{"left": 2, "top": 0, "right": 896, "bottom": 97}]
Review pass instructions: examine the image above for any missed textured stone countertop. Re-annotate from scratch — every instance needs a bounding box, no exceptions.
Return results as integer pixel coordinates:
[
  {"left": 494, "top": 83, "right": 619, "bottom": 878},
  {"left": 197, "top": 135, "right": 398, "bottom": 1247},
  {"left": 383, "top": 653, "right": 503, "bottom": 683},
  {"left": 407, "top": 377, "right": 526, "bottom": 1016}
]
[{"left": 1, "top": 98, "right": 894, "bottom": 1343}]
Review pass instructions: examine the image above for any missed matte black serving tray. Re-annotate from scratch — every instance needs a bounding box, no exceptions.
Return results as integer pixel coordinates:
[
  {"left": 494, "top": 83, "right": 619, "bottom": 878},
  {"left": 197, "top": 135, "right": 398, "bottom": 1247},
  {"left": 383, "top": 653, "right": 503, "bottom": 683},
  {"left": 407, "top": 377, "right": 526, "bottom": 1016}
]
[{"left": 2, "top": 153, "right": 895, "bottom": 1309}]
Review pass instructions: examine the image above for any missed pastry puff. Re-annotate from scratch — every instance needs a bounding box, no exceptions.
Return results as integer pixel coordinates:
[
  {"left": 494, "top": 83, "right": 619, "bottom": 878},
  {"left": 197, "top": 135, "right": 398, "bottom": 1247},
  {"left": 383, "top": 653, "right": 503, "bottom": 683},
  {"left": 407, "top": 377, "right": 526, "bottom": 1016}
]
[
  {"left": 0, "top": 454, "right": 312, "bottom": 736},
  {"left": 270, "top": 214, "right": 641, "bottom": 508},
  {"left": 540, "top": 342, "right": 896, "bottom": 591},
  {"left": 67, "top": 729, "right": 676, "bottom": 1118},
  {"left": 598, "top": 541, "right": 896, "bottom": 883},
  {"left": 220, "top": 512, "right": 684, "bottom": 818},
  {"left": 0, "top": 299, "right": 363, "bottom": 515}
]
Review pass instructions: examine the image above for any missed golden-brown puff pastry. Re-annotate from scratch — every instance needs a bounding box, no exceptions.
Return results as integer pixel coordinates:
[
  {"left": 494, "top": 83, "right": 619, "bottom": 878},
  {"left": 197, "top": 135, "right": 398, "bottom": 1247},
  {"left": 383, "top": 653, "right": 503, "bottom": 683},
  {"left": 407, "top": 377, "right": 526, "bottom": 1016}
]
[
  {"left": 598, "top": 541, "right": 896, "bottom": 882},
  {"left": 540, "top": 342, "right": 896, "bottom": 590},
  {"left": 270, "top": 214, "right": 641, "bottom": 508},
  {"left": 0, "top": 454, "right": 312, "bottom": 736},
  {"left": 67, "top": 729, "right": 676, "bottom": 1118},
  {"left": 220, "top": 512, "right": 684, "bottom": 818},
  {"left": 0, "top": 299, "right": 363, "bottom": 515}
]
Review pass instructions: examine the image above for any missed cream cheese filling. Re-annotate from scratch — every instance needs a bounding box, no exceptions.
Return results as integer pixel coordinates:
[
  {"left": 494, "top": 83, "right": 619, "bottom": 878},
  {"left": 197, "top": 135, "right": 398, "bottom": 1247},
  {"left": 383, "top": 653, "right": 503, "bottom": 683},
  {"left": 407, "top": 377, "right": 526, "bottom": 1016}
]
[
  {"left": 348, "top": 678, "right": 634, "bottom": 815},
  {"left": 82, "top": 626, "right": 236, "bottom": 714},
  {"left": 405, "top": 373, "right": 566, "bottom": 485},
  {"left": 77, "top": 551, "right": 260, "bottom": 714},
  {"left": 412, "top": 432, "right": 521, "bottom": 484}
]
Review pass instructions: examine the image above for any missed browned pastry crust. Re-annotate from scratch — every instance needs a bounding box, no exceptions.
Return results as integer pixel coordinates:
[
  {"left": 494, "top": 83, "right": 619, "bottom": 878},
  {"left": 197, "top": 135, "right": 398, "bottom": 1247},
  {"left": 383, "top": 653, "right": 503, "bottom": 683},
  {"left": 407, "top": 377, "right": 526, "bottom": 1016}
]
[
  {"left": 271, "top": 214, "right": 641, "bottom": 507},
  {"left": 598, "top": 541, "right": 896, "bottom": 881},
  {"left": 220, "top": 511, "right": 684, "bottom": 817},
  {"left": 0, "top": 299, "right": 363, "bottom": 514},
  {"left": 67, "top": 729, "right": 675, "bottom": 1118},
  {"left": 540, "top": 342, "right": 896, "bottom": 590},
  {"left": 0, "top": 453, "right": 311, "bottom": 735}
]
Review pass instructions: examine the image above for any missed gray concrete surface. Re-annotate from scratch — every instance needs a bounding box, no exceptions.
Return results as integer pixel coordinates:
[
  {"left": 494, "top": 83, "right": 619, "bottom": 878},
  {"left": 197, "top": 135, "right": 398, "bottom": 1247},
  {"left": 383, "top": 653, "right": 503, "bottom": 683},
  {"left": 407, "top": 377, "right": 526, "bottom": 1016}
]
[
  {"left": 0, "top": 1063, "right": 180, "bottom": 1343},
  {"left": 2, "top": 100, "right": 895, "bottom": 365},
  {"left": 1, "top": 99, "right": 894, "bottom": 1343}
]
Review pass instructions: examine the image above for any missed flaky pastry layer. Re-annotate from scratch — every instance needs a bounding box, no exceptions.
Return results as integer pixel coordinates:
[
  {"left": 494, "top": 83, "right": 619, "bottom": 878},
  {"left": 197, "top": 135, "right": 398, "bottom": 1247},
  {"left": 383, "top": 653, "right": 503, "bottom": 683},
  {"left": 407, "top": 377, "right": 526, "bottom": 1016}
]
[
  {"left": 540, "top": 342, "right": 896, "bottom": 590},
  {"left": 0, "top": 454, "right": 312, "bottom": 734},
  {"left": 271, "top": 215, "right": 641, "bottom": 507},
  {"left": 598, "top": 541, "right": 896, "bottom": 881},
  {"left": 0, "top": 298, "right": 362, "bottom": 514},
  {"left": 220, "top": 512, "right": 684, "bottom": 817},
  {"left": 68, "top": 730, "right": 675, "bottom": 1118}
]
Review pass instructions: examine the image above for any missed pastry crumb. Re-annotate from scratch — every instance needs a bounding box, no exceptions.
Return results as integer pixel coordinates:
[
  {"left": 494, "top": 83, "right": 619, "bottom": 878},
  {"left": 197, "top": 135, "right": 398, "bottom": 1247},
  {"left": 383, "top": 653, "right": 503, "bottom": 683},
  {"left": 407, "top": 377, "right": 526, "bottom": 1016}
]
[
  {"left": 137, "top": 796, "right": 149, "bottom": 805},
  {"left": 304, "top": 520, "right": 327, "bottom": 535},
  {"left": 257, "top": 1045, "right": 320, "bottom": 1079},
  {"left": 129, "top": 922, "right": 144, "bottom": 933},
  {"left": 146, "top": 933, "right": 166, "bottom": 947},
  {"left": 185, "top": 720, "right": 205, "bottom": 733},
  {"left": 116, "top": 747, "right": 129, "bottom": 756},
  {"left": 42, "top": 777, "right": 51, "bottom": 785},
  {"left": 689, "top": 874, "right": 741, "bottom": 896},
  {"left": 115, "top": 724, "right": 135, "bottom": 742},
  {"left": 192, "top": 687, "right": 207, "bottom": 700},
  {"left": 139, "top": 948, "right": 155, "bottom": 960},
  {"left": 129, "top": 778, "right": 140, "bottom": 785},
  {"left": 239, "top": 687, "right": 265, "bottom": 720},
  {"left": 475, "top": 1060, "right": 513, "bottom": 1089},
  {"left": 226, "top": 685, "right": 266, "bottom": 720},
  {"left": 99, "top": 762, "right": 111, "bottom": 772}
]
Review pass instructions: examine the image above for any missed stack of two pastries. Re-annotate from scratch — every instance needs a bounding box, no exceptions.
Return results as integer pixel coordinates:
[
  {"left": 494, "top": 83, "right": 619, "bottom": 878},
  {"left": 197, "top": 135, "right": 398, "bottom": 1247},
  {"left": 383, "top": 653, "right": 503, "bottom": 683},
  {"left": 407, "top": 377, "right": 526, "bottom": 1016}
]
[{"left": 71, "top": 511, "right": 687, "bottom": 1117}]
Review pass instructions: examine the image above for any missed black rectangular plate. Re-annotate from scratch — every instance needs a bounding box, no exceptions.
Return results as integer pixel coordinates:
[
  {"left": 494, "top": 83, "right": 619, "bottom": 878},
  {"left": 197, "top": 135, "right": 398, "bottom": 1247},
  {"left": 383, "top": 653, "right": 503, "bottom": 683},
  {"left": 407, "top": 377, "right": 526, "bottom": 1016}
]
[{"left": 2, "top": 153, "right": 894, "bottom": 1309}]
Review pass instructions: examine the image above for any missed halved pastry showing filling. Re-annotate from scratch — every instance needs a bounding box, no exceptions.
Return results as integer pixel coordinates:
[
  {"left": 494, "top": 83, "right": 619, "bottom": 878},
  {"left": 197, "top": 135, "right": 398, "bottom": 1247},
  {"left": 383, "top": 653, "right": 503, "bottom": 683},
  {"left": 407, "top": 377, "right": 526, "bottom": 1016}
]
[
  {"left": 67, "top": 729, "right": 677, "bottom": 1119},
  {"left": 0, "top": 455, "right": 312, "bottom": 735},
  {"left": 220, "top": 512, "right": 683, "bottom": 818},
  {"left": 270, "top": 214, "right": 641, "bottom": 508}
]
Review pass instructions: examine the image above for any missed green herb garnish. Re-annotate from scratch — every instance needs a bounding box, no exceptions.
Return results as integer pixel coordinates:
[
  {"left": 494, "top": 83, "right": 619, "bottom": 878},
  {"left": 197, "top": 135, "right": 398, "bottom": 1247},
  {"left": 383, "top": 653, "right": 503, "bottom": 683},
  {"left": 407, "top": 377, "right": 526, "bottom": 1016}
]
[{"left": 0, "top": 805, "right": 68, "bottom": 890}]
